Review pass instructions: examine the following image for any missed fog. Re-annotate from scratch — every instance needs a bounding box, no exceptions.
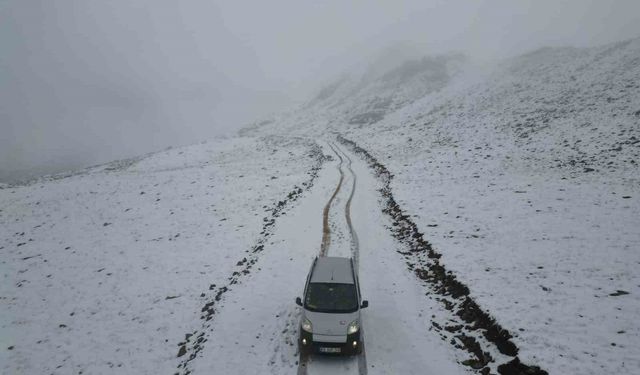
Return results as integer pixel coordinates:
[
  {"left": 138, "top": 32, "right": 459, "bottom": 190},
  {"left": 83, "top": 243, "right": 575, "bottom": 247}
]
[{"left": 2, "top": 0, "right": 639, "bottom": 182}]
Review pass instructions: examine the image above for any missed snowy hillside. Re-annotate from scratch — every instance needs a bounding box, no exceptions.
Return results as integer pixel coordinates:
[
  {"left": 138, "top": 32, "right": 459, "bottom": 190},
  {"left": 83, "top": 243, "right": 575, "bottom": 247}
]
[
  {"left": 2, "top": 37, "right": 639, "bottom": 375},
  {"left": 253, "top": 37, "right": 640, "bottom": 374},
  {"left": 1, "top": 137, "right": 324, "bottom": 374},
  {"left": 309, "top": 51, "right": 466, "bottom": 126}
]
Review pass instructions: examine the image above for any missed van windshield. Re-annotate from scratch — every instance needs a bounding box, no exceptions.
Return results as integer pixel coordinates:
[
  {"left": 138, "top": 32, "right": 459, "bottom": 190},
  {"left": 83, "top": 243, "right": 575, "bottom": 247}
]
[{"left": 305, "top": 282, "right": 358, "bottom": 313}]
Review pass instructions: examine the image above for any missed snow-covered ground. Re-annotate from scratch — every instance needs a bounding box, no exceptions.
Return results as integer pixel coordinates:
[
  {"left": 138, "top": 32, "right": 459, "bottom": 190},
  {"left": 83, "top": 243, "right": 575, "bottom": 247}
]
[
  {"left": 252, "top": 38, "right": 640, "bottom": 374},
  {"left": 1, "top": 136, "right": 323, "bottom": 374},
  {"left": 175, "top": 142, "right": 466, "bottom": 375},
  {"left": 2, "top": 37, "right": 639, "bottom": 375},
  {"left": 340, "top": 39, "right": 640, "bottom": 375}
]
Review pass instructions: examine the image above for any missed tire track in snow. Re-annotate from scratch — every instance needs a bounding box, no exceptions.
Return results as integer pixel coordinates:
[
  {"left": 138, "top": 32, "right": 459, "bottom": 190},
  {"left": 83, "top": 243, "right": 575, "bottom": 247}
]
[
  {"left": 334, "top": 143, "right": 368, "bottom": 375},
  {"left": 339, "top": 144, "right": 360, "bottom": 269},
  {"left": 298, "top": 142, "right": 368, "bottom": 375},
  {"left": 296, "top": 351, "right": 310, "bottom": 375},
  {"left": 298, "top": 142, "right": 345, "bottom": 375},
  {"left": 319, "top": 143, "right": 345, "bottom": 257}
]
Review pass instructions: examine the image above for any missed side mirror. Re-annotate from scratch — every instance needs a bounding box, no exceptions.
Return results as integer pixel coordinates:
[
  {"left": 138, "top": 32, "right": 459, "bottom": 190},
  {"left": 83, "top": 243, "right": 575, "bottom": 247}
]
[
  {"left": 361, "top": 300, "right": 369, "bottom": 309},
  {"left": 295, "top": 297, "right": 303, "bottom": 306}
]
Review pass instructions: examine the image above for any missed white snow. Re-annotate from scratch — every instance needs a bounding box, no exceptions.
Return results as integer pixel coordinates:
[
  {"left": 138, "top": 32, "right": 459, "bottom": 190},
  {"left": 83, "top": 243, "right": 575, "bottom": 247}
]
[
  {"left": 3, "top": 37, "right": 639, "bottom": 375},
  {"left": 340, "top": 40, "right": 640, "bottom": 375},
  {"left": 252, "top": 38, "right": 640, "bottom": 374},
  {"left": 1, "top": 136, "right": 321, "bottom": 374},
  {"left": 348, "top": 145, "right": 465, "bottom": 374},
  {"left": 181, "top": 142, "right": 465, "bottom": 374}
]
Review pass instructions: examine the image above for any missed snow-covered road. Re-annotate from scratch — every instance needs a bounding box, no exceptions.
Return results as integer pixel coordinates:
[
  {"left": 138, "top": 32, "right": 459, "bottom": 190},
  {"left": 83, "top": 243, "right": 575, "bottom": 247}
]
[
  {"left": 300, "top": 142, "right": 363, "bottom": 375},
  {"left": 183, "top": 140, "right": 464, "bottom": 374},
  {"left": 1, "top": 136, "right": 501, "bottom": 374},
  {"left": 340, "top": 143, "right": 464, "bottom": 375}
]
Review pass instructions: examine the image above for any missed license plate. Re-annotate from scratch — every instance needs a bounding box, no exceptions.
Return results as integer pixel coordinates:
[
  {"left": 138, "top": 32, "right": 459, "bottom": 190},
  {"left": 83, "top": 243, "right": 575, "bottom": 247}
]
[{"left": 319, "top": 347, "right": 341, "bottom": 353}]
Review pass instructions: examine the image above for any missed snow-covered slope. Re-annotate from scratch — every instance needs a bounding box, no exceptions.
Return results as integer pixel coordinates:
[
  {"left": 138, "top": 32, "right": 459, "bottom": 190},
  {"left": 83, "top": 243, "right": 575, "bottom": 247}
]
[
  {"left": 1, "top": 136, "right": 324, "bottom": 374},
  {"left": 3, "top": 37, "right": 639, "bottom": 375},
  {"left": 308, "top": 51, "right": 466, "bottom": 126},
  {"left": 253, "top": 37, "right": 640, "bottom": 374},
  {"left": 242, "top": 50, "right": 466, "bottom": 138}
]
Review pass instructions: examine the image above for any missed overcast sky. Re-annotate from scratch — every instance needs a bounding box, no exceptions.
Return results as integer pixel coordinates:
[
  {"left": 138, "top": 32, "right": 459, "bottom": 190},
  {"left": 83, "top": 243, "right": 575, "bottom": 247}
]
[{"left": 2, "top": 0, "right": 640, "bottom": 182}]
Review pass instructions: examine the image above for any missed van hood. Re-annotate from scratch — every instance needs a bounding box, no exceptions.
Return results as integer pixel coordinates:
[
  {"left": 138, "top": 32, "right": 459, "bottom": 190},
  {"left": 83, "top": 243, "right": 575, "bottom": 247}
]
[{"left": 304, "top": 310, "right": 359, "bottom": 336}]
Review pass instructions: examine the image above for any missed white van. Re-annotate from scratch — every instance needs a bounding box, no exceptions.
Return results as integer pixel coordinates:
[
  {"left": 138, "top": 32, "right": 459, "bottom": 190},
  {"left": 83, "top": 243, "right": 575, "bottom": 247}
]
[{"left": 296, "top": 256, "right": 368, "bottom": 355}]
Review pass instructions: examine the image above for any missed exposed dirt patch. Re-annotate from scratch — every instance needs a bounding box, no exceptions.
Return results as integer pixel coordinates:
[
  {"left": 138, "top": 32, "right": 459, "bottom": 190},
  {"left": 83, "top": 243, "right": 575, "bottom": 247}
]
[{"left": 339, "top": 135, "right": 547, "bottom": 375}]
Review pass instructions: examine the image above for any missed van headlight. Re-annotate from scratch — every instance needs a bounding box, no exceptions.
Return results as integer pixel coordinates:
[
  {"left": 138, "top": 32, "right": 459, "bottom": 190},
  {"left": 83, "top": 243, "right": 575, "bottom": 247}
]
[
  {"left": 301, "top": 317, "right": 312, "bottom": 333},
  {"left": 347, "top": 320, "right": 359, "bottom": 334}
]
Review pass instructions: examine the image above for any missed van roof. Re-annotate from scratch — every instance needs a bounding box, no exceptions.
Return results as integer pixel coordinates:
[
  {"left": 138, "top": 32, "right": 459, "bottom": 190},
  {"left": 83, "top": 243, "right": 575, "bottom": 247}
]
[{"left": 310, "top": 257, "right": 354, "bottom": 284}]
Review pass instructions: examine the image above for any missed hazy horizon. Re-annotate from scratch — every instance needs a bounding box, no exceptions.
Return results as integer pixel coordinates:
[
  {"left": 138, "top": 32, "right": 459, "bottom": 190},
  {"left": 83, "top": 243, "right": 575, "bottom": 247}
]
[{"left": 2, "top": 0, "right": 640, "bottom": 183}]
